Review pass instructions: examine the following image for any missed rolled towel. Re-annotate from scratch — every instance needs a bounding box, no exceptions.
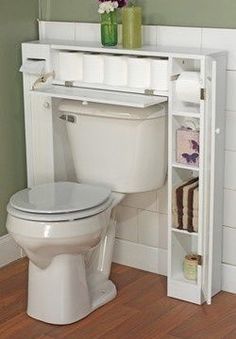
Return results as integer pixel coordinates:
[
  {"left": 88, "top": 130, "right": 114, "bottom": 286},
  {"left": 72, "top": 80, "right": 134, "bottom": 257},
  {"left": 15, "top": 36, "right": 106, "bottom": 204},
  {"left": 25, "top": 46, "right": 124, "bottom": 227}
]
[
  {"left": 193, "top": 187, "right": 199, "bottom": 210},
  {"left": 193, "top": 215, "right": 199, "bottom": 232},
  {"left": 183, "top": 182, "right": 199, "bottom": 231},
  {"left": 173, "top": 177, "right": 199, "bottom": 229},
  {"left": 192, "top": 187, "right": 199, "bottom": 232}
]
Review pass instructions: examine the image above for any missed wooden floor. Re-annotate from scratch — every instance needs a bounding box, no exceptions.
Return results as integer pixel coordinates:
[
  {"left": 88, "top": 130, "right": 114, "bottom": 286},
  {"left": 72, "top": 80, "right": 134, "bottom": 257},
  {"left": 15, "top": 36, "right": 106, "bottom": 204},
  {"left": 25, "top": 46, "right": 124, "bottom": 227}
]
[{"left": 0, "top": 260, "right": 236, "bottom": 339}]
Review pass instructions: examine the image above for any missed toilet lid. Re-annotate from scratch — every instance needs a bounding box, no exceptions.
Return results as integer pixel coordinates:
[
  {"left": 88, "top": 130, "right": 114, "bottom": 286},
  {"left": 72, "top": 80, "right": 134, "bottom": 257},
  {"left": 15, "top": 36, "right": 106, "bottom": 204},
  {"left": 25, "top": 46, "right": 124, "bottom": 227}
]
[{"left": 10, "top": 182, "right": 111, "bottom": 214}]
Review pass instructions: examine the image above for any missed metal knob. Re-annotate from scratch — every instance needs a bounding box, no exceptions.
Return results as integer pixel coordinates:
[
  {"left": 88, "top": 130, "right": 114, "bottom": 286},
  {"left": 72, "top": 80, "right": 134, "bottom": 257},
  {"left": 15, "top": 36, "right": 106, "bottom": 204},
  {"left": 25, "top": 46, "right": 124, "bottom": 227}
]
[{"left": 215, "top": 128, "right": 221, "bottom": 135}]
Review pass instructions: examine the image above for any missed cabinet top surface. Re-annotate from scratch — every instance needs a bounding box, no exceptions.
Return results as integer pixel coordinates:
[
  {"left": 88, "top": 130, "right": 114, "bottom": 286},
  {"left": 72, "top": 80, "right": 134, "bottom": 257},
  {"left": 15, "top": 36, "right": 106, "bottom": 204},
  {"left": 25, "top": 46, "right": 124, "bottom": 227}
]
[{"left": 23, "top": 40, "right": 226, "bottom": 59}]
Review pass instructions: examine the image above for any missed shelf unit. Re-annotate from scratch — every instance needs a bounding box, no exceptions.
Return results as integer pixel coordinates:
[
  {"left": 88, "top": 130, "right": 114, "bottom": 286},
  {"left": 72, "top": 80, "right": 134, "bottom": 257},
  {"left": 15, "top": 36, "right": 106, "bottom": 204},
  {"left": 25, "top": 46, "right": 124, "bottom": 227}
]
[
  {"left": 168, "top": 54, "right": 226, "bottom": 305},
  {"left": 21, "top": 39, "right": 227, "bottom": 305}
]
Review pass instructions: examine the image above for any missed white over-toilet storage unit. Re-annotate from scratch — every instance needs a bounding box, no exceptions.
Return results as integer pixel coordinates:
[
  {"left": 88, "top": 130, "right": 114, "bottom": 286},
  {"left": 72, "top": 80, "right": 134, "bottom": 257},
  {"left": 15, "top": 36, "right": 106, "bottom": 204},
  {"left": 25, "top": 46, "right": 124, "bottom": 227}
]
[{"left": 21, "top": 35, "right": 226, "bottom": 305}]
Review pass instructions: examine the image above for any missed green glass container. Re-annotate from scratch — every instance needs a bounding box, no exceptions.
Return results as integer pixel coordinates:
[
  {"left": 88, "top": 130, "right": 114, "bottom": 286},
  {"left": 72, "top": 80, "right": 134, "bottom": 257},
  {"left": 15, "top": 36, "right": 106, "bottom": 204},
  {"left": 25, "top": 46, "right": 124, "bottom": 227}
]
[
  {"left": 101, "top": 11, "right": 118, "bottom": 47},
  {"left": 122, "top": 6, "right": 142, "bottom": 49}
]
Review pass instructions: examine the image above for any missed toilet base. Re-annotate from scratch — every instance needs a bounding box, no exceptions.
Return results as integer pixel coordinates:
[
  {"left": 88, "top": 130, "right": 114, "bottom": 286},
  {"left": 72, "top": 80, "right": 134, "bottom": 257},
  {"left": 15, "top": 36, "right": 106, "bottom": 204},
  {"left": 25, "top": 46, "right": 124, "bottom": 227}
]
[{"left": 27, "top": 254, "right": 117, "bottom": 325}]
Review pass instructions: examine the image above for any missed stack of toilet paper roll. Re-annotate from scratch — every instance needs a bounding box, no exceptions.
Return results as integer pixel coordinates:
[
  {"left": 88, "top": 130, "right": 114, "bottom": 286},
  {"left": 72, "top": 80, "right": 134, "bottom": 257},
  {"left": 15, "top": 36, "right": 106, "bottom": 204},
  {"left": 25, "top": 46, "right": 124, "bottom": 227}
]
[
  {"left": 83, "top": 53, "right": 104, "bottom": 83},
  {"left": 127, "top": 57, "right": 169, "bottom": 91},
  {"left": 128, "top": 57, "right": 151, "bottom": 88},
  {"left": 103, "top": 55, "right": 127, "bottom": 87},
  {"left": 150, "top": 59, "right": 168, "bottom": 91},
  {"left": 172, "top": 177, "right": 199, "bottom": 232},
  {"left": 175, "top": 71, "right": 201, "bottom": 104},
  {"left": 58, "top": 51, "right": 83, "bottom": 81},
  {"left": 58, "top": 51, "right": 104, "bottom": 83},
  {"left": 56, "top": 51, "right": 169, "bottom": 91}
]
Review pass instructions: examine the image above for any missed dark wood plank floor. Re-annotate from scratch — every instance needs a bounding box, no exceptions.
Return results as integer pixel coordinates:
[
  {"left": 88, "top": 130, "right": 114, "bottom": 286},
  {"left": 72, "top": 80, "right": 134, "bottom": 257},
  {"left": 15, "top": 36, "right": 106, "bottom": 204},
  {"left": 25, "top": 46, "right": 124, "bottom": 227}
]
[{"left": 0, "top": 259, "right": 236, "bottom": 339}]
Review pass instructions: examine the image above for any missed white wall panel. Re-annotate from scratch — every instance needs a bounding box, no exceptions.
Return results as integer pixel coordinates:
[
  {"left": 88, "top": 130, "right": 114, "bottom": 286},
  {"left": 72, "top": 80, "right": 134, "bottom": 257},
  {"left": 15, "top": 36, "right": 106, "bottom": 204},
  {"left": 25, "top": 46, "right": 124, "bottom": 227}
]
[
  {"left": 225, "top": 111, "right": 236, "bottom": 151},
  {"left": 222, "top": 263, "right": 236, "bottom": 293},
  {"left": 121, "top": 191, "right": 157, "bottom": 212},
  {"left": 224, "top": 189, "right": 236, "bottom": 229},
  {"left": 138, "top": 210, "right": 168, "bottom": 249},
  {"left": 224, "top": 151, "right": 236, "bottom": 190},
  {"left": 116, "top": 205, "right": 138, "bottom": 242},
  {"left": 75, "top": 23, "right": 100, "bottom": 42},
  {"left": 223, "top": 226, "right": 236, "bottom": 266},
  {"left": 113, "top": 239, "right": 167, "bottom": 275},
  {"left": 202, "top": 28, "right": 236, "bottom": 70},
  {"left": 226, "top": 71, "right": 236, "bottom": 111},
  {"left": 143, "top": 26, "right": 158, "bottom": 46},
  {"left": 157, "top": 26, "right": 202, "bottom": 48},
  {"left": 39, "top": 21, "right": 76, "bottom": 40},
  {"left": 157, "top": 183, "right": 168, "bottom": 215}
]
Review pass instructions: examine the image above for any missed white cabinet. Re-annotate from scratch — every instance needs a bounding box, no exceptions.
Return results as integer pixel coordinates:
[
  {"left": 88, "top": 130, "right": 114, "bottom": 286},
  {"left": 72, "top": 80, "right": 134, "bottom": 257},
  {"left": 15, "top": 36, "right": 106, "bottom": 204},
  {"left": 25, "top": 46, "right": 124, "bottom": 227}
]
[
  {"left": 168, "top": 54, "right": 226, "bottom": 304},
  {"left": 21, "top": 40, "right": 226, "bottom": 305}
]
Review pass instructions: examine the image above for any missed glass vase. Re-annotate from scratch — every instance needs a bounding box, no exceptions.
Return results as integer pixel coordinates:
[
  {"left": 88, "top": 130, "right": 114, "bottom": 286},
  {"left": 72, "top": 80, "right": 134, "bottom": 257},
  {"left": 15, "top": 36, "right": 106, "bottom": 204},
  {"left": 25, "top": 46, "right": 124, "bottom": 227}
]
[
  {"left": 101, "top": 11, "right": 118, "bottom": 47},
  {"left": 122, "top": 6, "right": 142, "bottom": 49}
]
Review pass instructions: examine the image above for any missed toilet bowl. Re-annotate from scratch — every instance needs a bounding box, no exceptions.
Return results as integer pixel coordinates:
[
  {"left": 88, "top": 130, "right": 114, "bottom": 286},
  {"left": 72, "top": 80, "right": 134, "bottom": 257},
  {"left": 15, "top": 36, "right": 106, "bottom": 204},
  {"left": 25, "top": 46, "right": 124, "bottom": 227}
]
[
  {"left": 7, "top": 100, "right": 167, "bottom": 324},
  {"left": 7, "top": 181, "right": 124, "bottom": 324}
]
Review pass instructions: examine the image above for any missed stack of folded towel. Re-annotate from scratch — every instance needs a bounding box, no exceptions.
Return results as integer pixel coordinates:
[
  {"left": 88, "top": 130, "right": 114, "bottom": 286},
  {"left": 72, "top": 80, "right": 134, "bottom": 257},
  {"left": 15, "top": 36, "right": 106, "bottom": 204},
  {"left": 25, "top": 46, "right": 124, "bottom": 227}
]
[{"left": 172, "top": 177, "right": 199, "bottom": 232}]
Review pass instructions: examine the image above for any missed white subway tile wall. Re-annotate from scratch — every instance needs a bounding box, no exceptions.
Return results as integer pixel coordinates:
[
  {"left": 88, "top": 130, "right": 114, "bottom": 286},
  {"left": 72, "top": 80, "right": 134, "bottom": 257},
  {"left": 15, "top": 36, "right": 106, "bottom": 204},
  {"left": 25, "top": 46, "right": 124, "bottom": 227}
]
[
  {"left": 39, "top": 21, "right": 76, "bottom": 41},
  {"left": 39, "top": 21, "right": 236, "bottom": 292},
  {"left": 115, "top": 206, "right": 138, "bottom": 242},
  {"left": 75, "top": 23, "right": 100, "bottom": 42},
  {"left": 157, "top": 26, "right": 202, "bottom": 48}
]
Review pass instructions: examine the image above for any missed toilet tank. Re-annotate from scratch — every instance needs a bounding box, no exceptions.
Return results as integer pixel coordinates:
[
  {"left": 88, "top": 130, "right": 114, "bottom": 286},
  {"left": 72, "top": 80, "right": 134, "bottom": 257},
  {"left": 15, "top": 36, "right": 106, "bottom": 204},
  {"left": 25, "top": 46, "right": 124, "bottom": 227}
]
[{"left": 59, "top": 100, "right": 167, "bottom": 193}]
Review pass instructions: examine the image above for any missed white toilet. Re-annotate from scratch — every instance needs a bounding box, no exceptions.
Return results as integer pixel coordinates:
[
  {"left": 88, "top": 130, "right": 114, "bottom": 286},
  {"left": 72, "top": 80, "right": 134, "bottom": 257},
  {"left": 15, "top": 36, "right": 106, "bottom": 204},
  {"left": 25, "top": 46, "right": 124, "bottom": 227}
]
[{"left": 6, "top": 100, "right": 167, "bottom": 325}]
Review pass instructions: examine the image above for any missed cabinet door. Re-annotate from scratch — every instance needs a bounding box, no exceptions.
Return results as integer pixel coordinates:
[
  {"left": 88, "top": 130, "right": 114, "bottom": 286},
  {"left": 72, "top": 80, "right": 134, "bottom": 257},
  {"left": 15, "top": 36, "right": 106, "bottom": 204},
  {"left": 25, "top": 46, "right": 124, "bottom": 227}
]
[{"left": 202, "top": 56, "right": 225, "bottom": 304}]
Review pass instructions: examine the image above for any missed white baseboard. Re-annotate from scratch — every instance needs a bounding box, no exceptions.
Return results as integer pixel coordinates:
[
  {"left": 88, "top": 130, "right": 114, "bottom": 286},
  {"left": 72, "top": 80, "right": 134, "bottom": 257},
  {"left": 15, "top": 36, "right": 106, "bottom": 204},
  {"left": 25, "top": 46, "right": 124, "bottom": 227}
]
[
  {"left": 113, "top": 238, "right": 167, "bottom": 276},
  {"left": 222, "top": 263, "right": 236, "bottom": 294},
  {"left": 0, "top": 234, "right": 22, "bottom": 268},
  {"left": 113, "top": 238, "right": 236, "bottom": 295}
]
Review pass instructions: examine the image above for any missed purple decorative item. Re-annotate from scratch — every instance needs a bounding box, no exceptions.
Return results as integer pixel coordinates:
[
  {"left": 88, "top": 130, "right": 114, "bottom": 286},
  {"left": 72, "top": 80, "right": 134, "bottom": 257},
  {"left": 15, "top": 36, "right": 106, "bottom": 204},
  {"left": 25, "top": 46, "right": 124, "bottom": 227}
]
[
  {"left": 182, "top": 153, "right": 199, "bottom": 164},
  {"left": 191, "top": 140, "right": 199, "bottom": 153},
  {"left": 117, "top": 0, "right": 128, "bottom": 7},
  {"left": 176, "top": 127, "right": 200, "bottom": 167},
  {"left": 97, "top": 0, "right": 127, "bottom": 8}
]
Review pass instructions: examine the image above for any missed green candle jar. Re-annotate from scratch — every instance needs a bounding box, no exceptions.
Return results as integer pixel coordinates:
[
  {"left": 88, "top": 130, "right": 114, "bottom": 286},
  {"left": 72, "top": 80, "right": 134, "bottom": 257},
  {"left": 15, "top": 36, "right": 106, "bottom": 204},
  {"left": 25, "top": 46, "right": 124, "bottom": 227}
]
[
  {"left": 101, "top": 11, "right": 118, "bottom": 47},
  {"left": 122, "top": 6, "right": 142, "bottom": 49}
]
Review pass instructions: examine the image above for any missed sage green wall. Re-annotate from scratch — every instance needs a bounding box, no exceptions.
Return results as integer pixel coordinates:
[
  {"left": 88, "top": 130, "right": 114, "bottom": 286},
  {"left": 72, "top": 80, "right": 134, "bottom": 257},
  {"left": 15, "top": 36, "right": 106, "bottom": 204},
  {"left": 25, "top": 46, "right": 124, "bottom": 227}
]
[
  {"left": 40, "top": 0, "right": 236, "bottom": 28},
  {"left": 0, "top": 0, "right": 38, "bottom": 236}
]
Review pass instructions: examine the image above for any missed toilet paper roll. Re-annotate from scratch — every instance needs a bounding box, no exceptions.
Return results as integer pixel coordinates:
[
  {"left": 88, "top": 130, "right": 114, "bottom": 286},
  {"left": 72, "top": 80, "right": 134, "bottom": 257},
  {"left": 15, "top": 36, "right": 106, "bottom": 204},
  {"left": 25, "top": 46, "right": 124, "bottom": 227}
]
[
  {"left": 127, "top": 57, "right": 151, "bottom": 89},
  {"left": 20, "top": 60, "right": 45, "bottom": 75},
  {"left": 103, "top": 55, "right": 127, "bottom": 87},
  {"left": 150, "top": 59, "right": 168, "bottom": 91},
  {"left": 58, "top": 51, "right": 83, "bottom": 81},
  {"left": 176, "top": 72, "right": 201, "bottom": 104},
  {"left": 83, "top": 53, "right": 104, "bottom": 84}
]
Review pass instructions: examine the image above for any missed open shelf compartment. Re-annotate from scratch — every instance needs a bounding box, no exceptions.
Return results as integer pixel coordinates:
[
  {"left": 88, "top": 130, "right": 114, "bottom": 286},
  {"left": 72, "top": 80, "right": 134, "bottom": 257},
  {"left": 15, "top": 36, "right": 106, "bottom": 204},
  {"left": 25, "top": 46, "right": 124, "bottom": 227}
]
[
  {"left": 171, "top": 115, "right": 200, "bottom": 171},
  {"left": 171, "top": 167, "right": 199, "bottom": 234},
  {"left": 171, "top": 58, "right": 202, "bottom": 116},
  {"left": 170, "top": 232, "right": 200, "bottom": 285}
]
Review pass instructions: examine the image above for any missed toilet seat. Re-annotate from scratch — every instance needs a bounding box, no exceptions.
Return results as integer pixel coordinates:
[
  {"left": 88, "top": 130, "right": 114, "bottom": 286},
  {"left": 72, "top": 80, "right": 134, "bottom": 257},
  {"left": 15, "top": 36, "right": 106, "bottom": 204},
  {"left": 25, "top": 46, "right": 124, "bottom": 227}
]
[{"left": 8, "top": 182, "right": 113, "bottom": 222}]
